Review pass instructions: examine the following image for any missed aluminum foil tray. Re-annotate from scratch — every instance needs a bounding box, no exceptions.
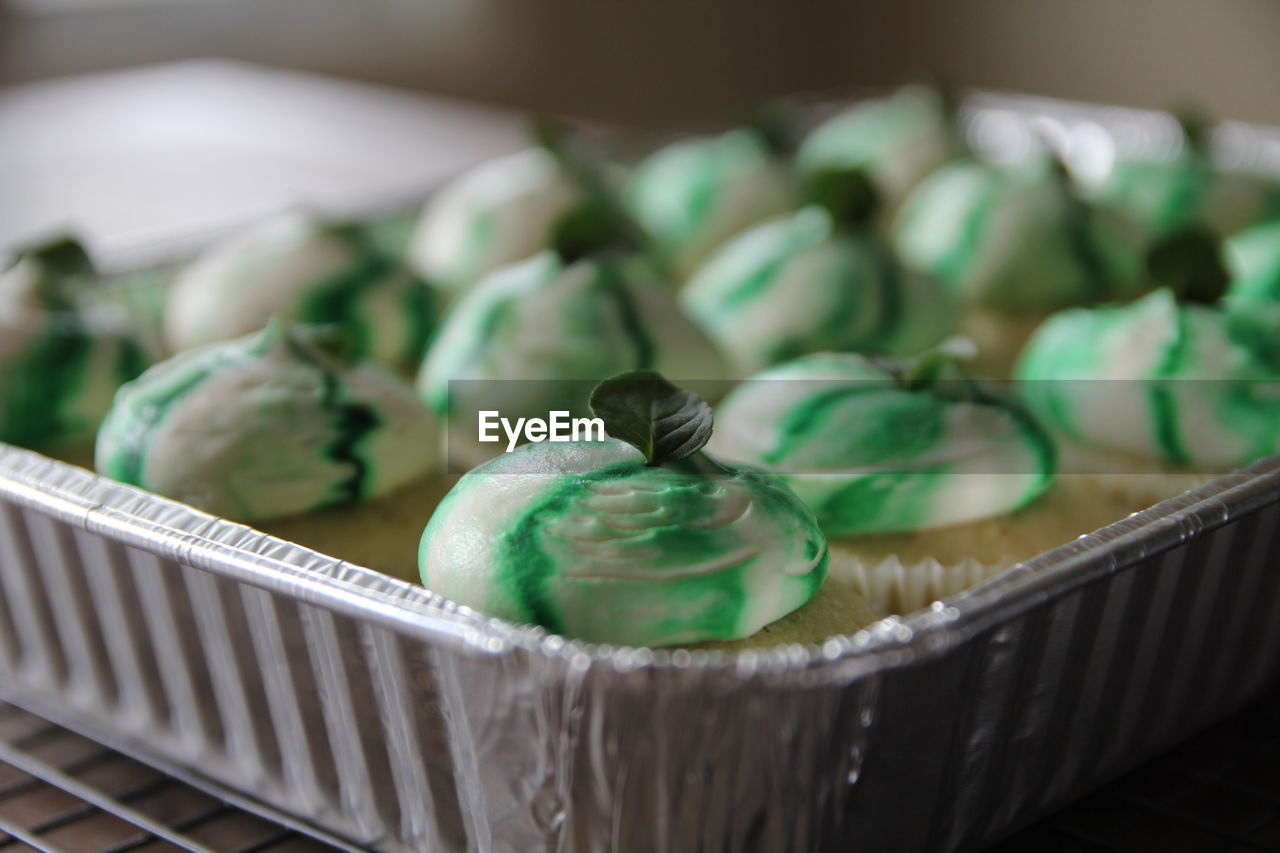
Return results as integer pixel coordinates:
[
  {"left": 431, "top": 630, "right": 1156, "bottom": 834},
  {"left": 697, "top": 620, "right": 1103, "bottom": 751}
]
[{"left": 2, "top": 94, "right": 1280, "bottom": 853}]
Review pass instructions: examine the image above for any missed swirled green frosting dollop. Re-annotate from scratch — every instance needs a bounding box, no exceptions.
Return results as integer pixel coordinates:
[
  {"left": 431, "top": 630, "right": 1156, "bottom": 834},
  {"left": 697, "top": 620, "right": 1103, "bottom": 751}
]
[
  {"left": 97, "top": 322, "right": 438, "bottom": 522},
  {"left": 627, "top": 128, "right": 798, "bottom": 277},
  {"left": 407, "top": 149, "right": 583, "bottom": 293},
  {"left": 1227, "top": 220, "right": 1280, "bottom": 304},
  {"left": 417, "top": 251, "right": 728, "bottom": 462},
  {"left": 894, "top": 158, "right": 1147, "bottom": 313},
  {"left": 1087, "top": 147, "right": 1280, "bottom": 240},
  {"left": 681, "top": 206, "right": 957, "bottom": 372},
  {"left": 709, "top": 352, "right": 1057, "bottom": 536},
  {"left": 419, "top": 439, "right": 827, "bottom": 646},
  {"left": 0, "top": 241, "right": 149, "bottom": 450},
  {"left": 165, "top": 214, "right": 435, "bottom": 372},
  {"left": 797, "top": 84, "right": 965, "bottom": 212},
  {"left": 1015, "top": 288, "right": 1280, "bottom": 469}
]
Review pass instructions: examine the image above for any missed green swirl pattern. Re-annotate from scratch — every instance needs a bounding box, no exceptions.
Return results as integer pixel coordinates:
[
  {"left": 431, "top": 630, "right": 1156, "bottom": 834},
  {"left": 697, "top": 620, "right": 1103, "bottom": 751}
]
[
  {"left": 97, "top": 323, "right": 436, "bottom": 522},
  {"left": 1228, "top": 220, "right": 1280, "bottom": 305},
  {"left": 165, "top": 216, "right": 436, "bottom": 373},
  {"left": 797, "top": 84, "right": 964, "bottom": 210},
  {"left": 0, "top": 253, "right": 149, "bottom": 451},
  {"left": 1015, "top": 288, "right": 1280, "bottom": 470},
  {"left": 710, "top": 352, "right": 1057, "bottom": 536},
  {"left": 894, "top": 159, "right": 1146, "bottom": 314},
  {"left": 627, "top": 128, "right": 797, "bottom": 277},
  {"left": 417, "top": 251, "right": 726, "bottom": 463},
  {"left": 681, "top": 206, "right": 956, "bottom": 371},
  {"left": 419, "top": 440, "right": 827, "bottom": 646},
  {"left": 1091, "top": 156, "right": 1280, "bottom": 239}
]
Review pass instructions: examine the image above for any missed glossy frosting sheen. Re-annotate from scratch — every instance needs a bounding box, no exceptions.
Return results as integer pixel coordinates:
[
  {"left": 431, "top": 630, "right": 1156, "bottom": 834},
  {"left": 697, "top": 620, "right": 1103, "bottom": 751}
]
[
  {"left": 0, "top": 255, "right": 148, "bottom": 450},
  {"left": 681, "top": 206, "right": 956, "bottom": 372},
  {"left": 1015, "top": 288, "right": 1280, "bottom": 469},
  {"left": 627, "top": 128, "right": 797, "bottom": 276},
  {"left": 165, "top": 214, "right": 435, "bottom": 372},
  {"left": 97, "top": 323, "right": 438, "bottom": 522},
  {"left": 407, "top": 149, "right": 581, "bottom": 292},
  {"left": 418, "top": 251, "right": 727, "bottom": 460},
  {"left": 894, "top": 159, "right": 1146, "bottom": 313},
  {"left": 797, "top": 85, "right": 964, "bottom": 211},
  {"left": 710, "top": 353, "right": 1057, "bottom": 536},
  {"left": 419, "top": 440, "right": 828, "bottom": 646}
]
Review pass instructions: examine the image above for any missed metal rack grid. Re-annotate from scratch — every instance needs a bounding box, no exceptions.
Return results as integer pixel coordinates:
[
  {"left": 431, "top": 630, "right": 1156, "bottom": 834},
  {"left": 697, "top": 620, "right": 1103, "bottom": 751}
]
[
  {"left": 3, "top": 682, "right": 1276, "bottom": 853},
  {"left": 0, "top": 701, "right": 341, "bottom": 853}
]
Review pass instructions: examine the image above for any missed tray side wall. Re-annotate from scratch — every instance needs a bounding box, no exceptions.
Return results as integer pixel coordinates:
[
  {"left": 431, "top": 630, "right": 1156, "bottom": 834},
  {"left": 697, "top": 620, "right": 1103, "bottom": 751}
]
[{"left": 0, "top": 466, "right": 1278, "bottom": 852}]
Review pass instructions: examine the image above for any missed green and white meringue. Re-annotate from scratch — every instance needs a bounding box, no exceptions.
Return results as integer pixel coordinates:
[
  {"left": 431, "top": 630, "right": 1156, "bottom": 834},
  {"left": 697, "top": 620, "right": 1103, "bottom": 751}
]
[
  {"left": 1090, "top": 159, "right": 1280, "bottom": 240},
  {"left": 1015, "top": 287, "right": 1280, "bottom": 470},
  {"left": 627, "top": 127, "right": 798, "bottom": 277},
  {"left": 894, "top": 158, "right": 1147, "bottom": 314},
  {"left": 418, "top": 251, "right": 728, "bottom": 462},
  {"left": 419, "top": 439, "right": 827, "bottom": 646},
  {"left": 709, "top": 352, "right": 1057, "bottom": 536},
  {"left": 407, "top": 149, "right": 583, "bottom": 293},
  {"left": 165, "top": 214, "right": 434, "bottom": 372},
  {"left": 1226, "top": 220, "right": 1280, "bottom": 305},
  {"left": 1085, "top": 117, "right": 1280, "bottom": 239},
  {"left": 97, "top": 322, "right": 438, "bottom": 522},
  {"left": 682, "top": 204, "right": 956, "bottom": 373},
  {"left": 797, "top": 84, "right": 966, "bottom": 213},
  {"left": 0, "top": 238, "right": 149, "bottom": 451}
]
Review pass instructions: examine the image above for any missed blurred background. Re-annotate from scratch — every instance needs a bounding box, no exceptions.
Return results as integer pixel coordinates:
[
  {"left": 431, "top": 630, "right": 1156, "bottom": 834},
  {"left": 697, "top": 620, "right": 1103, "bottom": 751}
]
[
  {"left": 5, "top": 0, "right": 1280, "bottom": 126},
  {"left": 3, "top": 0, "right": 1280, "bottom": 261}
]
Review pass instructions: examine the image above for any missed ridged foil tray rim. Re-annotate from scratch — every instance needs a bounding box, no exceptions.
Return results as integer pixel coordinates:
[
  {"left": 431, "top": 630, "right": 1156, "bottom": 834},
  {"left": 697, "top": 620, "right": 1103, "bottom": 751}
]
[{"left": 4, "top": 443, "right": 1278, "bottom": 684}]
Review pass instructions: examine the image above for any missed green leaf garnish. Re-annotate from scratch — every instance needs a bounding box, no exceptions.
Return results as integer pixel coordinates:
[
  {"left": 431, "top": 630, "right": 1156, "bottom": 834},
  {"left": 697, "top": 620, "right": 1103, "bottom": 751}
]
[
  {"left": 20, "top": 235, "right": 93, "bottom": 276},
  {"left": 871, "top": 350, "right": 984, "bottom": 404},
  {"left": 1173, "top": 105, "right": 1212, "bottom": 159},
  {"left": 550, "top": 197, "right": 639, "bottom": 263},
  {"left": 902, "top": 349, "right": 956, "bottom": 390},
  {"left": 738, "top": 101, "right": 795, "bottom": 158},
  {"left": 316, "top": 219, "right": 372, "bottom": 250},
  {"left": 1146, "top": 225, "right": 1229, "bottom": 304},
  {"left": 588, "top": 370, "right": 712, "bottom": 466},
  {"left": 805, "top": 166, "right": 881, "bottom": 226},
  {"left": 9, "top": 235, "right": 95, "bottom": 311},
  {"left": 531, "top": 116, "right": 650, "bottom": 262},
  {"left": 920, "top": 72, "right": 961, "bottom": 123},
  {"left": 260, "top": 317, "right": 358, "bottom": 367}
]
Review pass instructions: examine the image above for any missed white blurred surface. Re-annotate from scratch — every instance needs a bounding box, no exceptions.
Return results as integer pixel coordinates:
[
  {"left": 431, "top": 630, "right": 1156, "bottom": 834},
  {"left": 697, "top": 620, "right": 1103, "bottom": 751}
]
[{"left": 0, "top": 60, "right": 527, "bottom": 269}]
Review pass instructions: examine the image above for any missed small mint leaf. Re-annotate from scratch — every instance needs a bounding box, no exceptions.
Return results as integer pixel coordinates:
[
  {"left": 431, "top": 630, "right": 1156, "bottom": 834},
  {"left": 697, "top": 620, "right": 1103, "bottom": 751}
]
[
  {"left": 260, "top": 318, "right": 357, "bottom": 368},
  {"left": 21, "top": 235, "right": 93, "bottom": 276},
  {"left": 589, "top": 370, "right": 712, "bottom": 466},
  {"left": 531, "top": 116, "right": 649, "bottom": 262},
  {"left": 1173, "top": 105, "right": 1212, "bottom": 158},
  {"left": 902, "top": 350, "right": 954, "bottom": 390},
  {"left": 550, "top": 198, "right": 636, "bottom": 262},
  {"left": 316, "top": 219, "right": 371, "bottom": 250},
  {"left": 920, "top": 72, "right": 961, "bottom": 123},
  {"left": 12, "top": 235, "right": 94, "bottom": 311},
  {"left": 874, "top": 351, "right": 984, "bottom": 404},
  {"left": 738, "top": 102, "right": 794, "bottom": 158},
  {"left": 805, "top": 167, "right": 881, "bottom": 226},
  {"left": 1146, "top": 225, "right": 1229, "bottom": 304}
]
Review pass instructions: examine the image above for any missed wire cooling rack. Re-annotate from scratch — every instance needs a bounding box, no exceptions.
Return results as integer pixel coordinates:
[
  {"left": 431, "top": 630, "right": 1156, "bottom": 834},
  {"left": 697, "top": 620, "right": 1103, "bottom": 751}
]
[
  {"left": 0, "top": 685, "right": 1275, "bottom": 853},
  {"left": 0, "top": 701, "right": 340, "bottom": 853}
]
